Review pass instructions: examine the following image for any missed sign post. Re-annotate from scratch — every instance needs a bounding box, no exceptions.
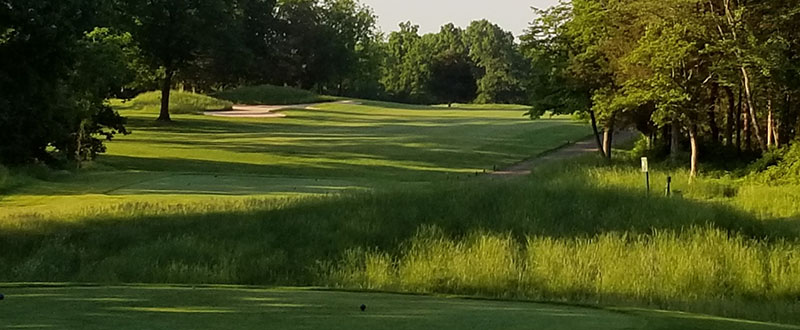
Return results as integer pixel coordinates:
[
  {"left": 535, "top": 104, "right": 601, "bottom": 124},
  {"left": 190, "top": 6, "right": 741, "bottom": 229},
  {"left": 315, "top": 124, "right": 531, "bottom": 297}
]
[
  {"left": 665, "top": 176, "right": 672, "bottom": 197},
  {"left": 641, "top": 157, "right": 650, "bottom": 195}
]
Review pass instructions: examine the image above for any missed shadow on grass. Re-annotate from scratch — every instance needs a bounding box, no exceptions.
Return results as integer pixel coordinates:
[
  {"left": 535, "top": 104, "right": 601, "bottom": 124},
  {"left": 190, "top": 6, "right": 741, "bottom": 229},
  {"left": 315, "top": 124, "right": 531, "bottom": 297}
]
[
  {"left": 0, "top": 173, "right": 776, "bottom": 282},
  {"left": 2, "top": 165, "right": 800, "bottom": 325}
]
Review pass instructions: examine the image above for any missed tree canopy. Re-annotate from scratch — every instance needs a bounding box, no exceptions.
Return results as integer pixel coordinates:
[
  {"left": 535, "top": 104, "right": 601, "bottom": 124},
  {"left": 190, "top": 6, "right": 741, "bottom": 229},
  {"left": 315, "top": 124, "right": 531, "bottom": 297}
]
[{"left": 522, "top": 0, "right": 800, "bottom": 176}]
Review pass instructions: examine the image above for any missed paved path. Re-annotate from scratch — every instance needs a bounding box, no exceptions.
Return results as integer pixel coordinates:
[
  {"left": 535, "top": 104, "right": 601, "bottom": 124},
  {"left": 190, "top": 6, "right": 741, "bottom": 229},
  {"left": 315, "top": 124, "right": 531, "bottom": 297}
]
[{"left": 492, "top": 130, "right": 637, "bottom": 177}]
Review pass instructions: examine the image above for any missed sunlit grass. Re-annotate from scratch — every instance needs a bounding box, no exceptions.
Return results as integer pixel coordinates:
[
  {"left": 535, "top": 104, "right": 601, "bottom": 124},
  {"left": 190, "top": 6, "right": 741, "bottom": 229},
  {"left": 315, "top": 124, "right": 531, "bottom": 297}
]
[{"left": 1, "top": 101, "right": 589, "bottom": 215}]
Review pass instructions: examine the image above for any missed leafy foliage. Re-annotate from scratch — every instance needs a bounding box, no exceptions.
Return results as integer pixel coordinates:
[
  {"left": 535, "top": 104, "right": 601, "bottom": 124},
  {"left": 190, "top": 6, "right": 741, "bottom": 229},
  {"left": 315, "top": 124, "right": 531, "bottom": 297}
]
[
  {"left": 521, "top": 0, "right": 800, "bottom": 175},
  {"left": 0, "top": 0, "right": 127, "bottom": 165}
]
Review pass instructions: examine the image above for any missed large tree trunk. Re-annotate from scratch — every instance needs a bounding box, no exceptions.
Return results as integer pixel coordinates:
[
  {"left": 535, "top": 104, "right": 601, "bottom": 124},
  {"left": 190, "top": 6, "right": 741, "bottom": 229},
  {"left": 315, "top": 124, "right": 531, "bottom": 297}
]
[
  {"left": 741, "top": 67, "right": 767, "bottom": 151},
  {"left": 689, "top": 124, "right": 699, "bottom": 179},
  {"left": 724, "top": 87, "right": 735, "bottom": 146},
  {"left": 588, "top": 110, "right": 606, "bottom": 158},
  {"left": 670, "top": 115, "right": 680, "bottom": 159},
  {"left": 708, "top": 83, "right": 720, "bottom": 143},
  {"left": 602, "top": 113, "right": 616, "bottom": 160},
  {"left": 158, "top": 68, "right": 175, "bottom": 122}
]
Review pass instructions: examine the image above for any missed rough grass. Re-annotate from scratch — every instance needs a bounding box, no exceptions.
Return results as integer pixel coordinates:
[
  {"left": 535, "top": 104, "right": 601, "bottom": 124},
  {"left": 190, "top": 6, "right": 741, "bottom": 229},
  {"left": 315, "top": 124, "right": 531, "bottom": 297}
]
[
  {"left": 126, "top": 91, "right": 233, "bottom": 114},
  {"left": 213, "top": 84, "right": 338, "bottom": 105},
  {"left": 1, "top": 161, "right": 799, "bottom": 324}
]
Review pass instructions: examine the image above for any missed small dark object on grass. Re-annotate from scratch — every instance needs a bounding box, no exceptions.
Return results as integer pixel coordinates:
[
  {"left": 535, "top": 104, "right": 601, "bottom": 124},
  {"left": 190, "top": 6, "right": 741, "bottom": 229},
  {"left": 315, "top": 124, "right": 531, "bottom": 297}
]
[
  {"left": 360, "top": 304, "right": 366, "bottom": 311},
  {"left": 0, "top": 293, "right": 4, "bottom": 300}
]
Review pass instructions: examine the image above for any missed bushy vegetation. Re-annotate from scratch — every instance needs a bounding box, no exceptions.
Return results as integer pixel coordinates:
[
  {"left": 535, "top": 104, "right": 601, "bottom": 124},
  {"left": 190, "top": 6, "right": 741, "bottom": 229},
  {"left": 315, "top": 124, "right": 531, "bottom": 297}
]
[
  {"left": 214, "top": 85, "right": 336, "bottom": 105},
  {"left": 1, "top": 5, "right": 129, "bottom": 165},
  {"left": 751, "top": 143, "right": 800, "bottom": 185},
  {"left": 128, "top": 91, "right": 233, "bottom": 114}
]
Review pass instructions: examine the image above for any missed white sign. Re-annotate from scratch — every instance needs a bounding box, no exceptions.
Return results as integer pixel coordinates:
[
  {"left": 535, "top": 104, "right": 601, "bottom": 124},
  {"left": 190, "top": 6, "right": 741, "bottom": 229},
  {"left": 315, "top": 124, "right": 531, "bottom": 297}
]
[{"left": 641, "top": 157, "right": 649, "bottom": 173}]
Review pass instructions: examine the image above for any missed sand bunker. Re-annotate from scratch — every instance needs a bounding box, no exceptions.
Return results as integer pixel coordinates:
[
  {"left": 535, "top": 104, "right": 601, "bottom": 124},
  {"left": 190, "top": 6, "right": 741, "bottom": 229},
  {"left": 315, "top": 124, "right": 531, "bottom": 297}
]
[{"left": 204, "top": 100, "right": 362, "bottom": 118}]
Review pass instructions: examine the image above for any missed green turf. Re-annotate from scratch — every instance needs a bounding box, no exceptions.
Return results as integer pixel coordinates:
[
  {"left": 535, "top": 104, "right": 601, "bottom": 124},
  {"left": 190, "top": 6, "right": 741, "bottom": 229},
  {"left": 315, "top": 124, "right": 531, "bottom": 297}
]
[
  {"left": 0, "top": 285, "right": 795, "bottom": 330},
  {"left": 0, "top": 100, "right": 590, "bottom": 216},
  {"left": 213, "top": 84, "right": 338, "bottom": 105}
]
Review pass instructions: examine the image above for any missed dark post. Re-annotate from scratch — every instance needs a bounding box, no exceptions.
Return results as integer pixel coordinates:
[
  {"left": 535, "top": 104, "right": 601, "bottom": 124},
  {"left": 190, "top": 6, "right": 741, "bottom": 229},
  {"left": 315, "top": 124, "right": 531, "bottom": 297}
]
[
  {"left": 665, "top": 176, "right": 672, "bottom": 197},
  {"left": 645, "top": 172, "right": 650, "bottom": 195}
]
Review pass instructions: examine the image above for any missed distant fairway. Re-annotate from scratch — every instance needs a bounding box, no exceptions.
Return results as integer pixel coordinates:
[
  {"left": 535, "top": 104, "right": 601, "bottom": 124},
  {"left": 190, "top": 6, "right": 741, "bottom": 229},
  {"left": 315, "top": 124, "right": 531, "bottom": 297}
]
[
  {"left": 0, "top": 100, "right": 590, "bottom": 216},
  {"left": 0, "top": 285, "right": 795, "bottom": 330}
]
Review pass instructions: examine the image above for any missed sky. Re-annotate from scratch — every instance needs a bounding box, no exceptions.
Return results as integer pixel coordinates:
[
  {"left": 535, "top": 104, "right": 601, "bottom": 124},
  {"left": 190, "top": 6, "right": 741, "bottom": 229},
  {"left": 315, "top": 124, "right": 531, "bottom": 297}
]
[{"left": 361, "top": 0, "right": 561, "bottom": 37}]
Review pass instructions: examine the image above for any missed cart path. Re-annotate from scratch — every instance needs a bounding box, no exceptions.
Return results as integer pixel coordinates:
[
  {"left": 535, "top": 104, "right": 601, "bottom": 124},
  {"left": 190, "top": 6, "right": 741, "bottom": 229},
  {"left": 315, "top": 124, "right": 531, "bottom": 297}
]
[{"left": 493, "top": 131, "right": 637, "bottom": 176}]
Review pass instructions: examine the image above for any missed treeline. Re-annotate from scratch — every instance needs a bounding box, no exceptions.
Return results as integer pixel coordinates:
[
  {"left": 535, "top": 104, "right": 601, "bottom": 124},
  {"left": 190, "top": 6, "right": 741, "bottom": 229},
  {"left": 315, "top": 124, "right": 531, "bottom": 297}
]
[
  {"left": 1, "top": 0, "right": 533, "bottom": 165},
  {"left": 6, "top": 0, "right": 798, "bottom": 171},
  {"left": 522, "top": 0, "right": 800, "bottom": 176},
  {"left": 1, "top": 0, "right": 381, "bottom": 164},
  {"left": 381, "top": 21, "right": 527, "bottom": 105}
]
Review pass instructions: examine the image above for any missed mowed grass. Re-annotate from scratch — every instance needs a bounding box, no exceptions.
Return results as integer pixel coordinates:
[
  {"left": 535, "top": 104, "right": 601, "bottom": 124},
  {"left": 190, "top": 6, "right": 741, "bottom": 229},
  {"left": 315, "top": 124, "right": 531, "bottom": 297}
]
[
  {"left": 3, "top": 98, "right": 800, "bottom": 327},
  {"left": 0, "top": 100, "right": 589, "bottom": 217},
  {"left": 0, "top": 285, "right": 795, "bottom": 330}
]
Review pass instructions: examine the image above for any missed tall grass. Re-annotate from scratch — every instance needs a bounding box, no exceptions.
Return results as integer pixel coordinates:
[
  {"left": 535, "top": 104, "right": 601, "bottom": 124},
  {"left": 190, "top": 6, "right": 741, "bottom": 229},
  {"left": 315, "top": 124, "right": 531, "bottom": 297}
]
[
  {"left": 325, "top": 225, "right": 800, "bottom": 324},
  {"left": 0, "top": 160, "right": 798, "bottom": 324}
]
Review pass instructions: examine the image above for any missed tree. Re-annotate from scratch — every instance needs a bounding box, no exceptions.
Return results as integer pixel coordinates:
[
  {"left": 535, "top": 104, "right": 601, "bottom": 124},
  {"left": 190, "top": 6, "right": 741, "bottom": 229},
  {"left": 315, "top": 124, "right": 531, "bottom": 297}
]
[
  {"left": 1, "top": 0, "right": 127, "bottom": 164},
  {"left": 119, "top": 0, "right": 234, "bottom": 121},
  {"left": 381, "top": 22, "right": 431, "bottom": 102},
  {"left": 427, "top": 24, "right": 476, "bottom": 105},
  {"left": 465, "top": 20, "right": 526, "bottom": 104}
]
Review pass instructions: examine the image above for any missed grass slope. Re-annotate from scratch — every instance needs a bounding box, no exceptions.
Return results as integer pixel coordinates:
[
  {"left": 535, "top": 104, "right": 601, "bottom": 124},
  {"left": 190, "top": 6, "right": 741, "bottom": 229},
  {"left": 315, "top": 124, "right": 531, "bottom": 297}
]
[
  {"left": 120, "top": 91, "right": 233, "bottom": 114},
  {"left": 0, "top": 285, "right": 794, "bottom": 330},
  {"left": 214, "top": 85, "right": 338, "bottom": 105}
]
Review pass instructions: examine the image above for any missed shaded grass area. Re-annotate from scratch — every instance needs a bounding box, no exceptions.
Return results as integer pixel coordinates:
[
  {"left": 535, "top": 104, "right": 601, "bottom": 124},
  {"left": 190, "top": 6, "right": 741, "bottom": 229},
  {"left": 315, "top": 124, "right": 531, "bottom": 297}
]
[
  {"left": 121, "top": 91, "right": 233, "bottom": 114},
  {"left": 1, "top": 160, "right": 799, "bottom": 324},
  {"left": 2, "top": 285, "right": 791, "bottom": 330},
  {"left": 213, "top": 84, "right": 338, "bottom": 105}
]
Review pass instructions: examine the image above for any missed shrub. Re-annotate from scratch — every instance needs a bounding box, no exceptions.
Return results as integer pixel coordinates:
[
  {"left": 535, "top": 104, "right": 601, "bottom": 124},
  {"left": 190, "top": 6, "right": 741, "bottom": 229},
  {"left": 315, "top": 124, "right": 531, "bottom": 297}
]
[{"left": 751, "top": 143, "right": 800, "bottom": 184}]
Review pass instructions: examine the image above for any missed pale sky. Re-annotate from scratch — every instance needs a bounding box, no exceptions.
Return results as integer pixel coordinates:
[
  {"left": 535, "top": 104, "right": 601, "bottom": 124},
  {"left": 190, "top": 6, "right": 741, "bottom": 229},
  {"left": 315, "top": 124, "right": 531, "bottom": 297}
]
[{"left": 361, "top": 0, "right": 561, "bottom": 38}]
